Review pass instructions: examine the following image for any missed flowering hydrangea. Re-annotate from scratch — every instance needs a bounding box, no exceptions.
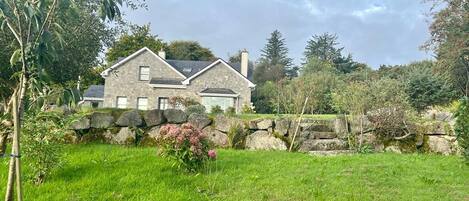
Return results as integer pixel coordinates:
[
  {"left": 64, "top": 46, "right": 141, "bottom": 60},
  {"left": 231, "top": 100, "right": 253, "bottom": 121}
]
[{"left": 157, "top": 123, "right": 216, "bottom": 172}]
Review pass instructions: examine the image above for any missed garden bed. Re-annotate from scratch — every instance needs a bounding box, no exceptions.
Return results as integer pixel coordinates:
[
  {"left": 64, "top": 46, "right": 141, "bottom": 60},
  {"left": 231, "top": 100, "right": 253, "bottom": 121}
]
[{"left": 0, "top": 144, "right": 467, "bottom": 200}]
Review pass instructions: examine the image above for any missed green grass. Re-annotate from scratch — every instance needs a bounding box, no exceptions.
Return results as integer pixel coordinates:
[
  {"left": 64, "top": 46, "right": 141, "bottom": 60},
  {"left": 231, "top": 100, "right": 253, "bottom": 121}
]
[
  {"left": 230, "top": 113, "right": 337, "bottom": 120},
  {"left": 1, "top": 144, "right": 468, "bottom": 200}
]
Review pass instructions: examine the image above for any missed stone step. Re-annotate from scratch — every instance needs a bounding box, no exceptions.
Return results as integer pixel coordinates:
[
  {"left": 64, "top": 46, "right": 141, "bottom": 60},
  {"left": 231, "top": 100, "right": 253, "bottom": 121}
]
[
  {"left": 298, "top": 139, "right": 348, "bottom": 152},
  {"left": 308, "top": 150, "right": 353, "bottom": 156},
  {"left": 311, "top": 132, "right": 337, "bottom": 139}
]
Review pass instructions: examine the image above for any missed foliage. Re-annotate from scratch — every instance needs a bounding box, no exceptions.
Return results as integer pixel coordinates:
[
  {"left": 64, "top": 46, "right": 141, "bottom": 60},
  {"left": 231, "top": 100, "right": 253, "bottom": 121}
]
[
  {"left": 454, "top": 97, "right": 469, "bottom": 161},
  {"left": 227, "top": 124, "right": 247, "bottom": 149},
  {"left": 225, "top": 107, "right": 236, "bottom": 116},
  {"left": 252, "top": 82, "right": 276, "bottom": 114},
  {"left": 210, "top": 105, "right": 223, "bottom": 115},
  {"left": 165, "top": 40, "right": 215, "bottom": 61},
  {"left": 185, "top": 104, "right": 206, "bottom": 116},
  {"left": 22, "top": 111, "right": 75, "bottom": 184},
  {"left": 157, "top": 124, "right": 214, "bottom": 172},
  {"left": 168, "top": 96, "right": 199, "bottom": 109},
  {"left": 424, "top": 0, "right": 469, "bottom": 97},
  {"left": 106, "top": 24, "right": 165, "bottom": 63},
  {"left": 331, "top": 81, "right": 371, "bottom": 115},
  {"left": 241, "top": 104, "right": 255, "bottom": 114},
  {"left": 301, "top": 56, "right": 336, "bottom": 75},
  {"left": 403, "top": 61, "right": 456, "bottom": 112}
]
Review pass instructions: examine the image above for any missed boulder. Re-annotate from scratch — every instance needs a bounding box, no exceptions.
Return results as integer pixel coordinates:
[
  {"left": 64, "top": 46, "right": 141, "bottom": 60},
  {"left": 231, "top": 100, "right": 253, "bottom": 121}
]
[
  {"left": 143, "top": 109, "right": 166, "bottom": 127},
  {"left": 164, "top": 109, "right": 187, "bottom": 123},
  {"left": 188, "top": 114, "right": 212, "bottom": 129},
  {"left": 140, "top": 126, "right": 161, "bottom": 146},
  {"left": 425, "top": 121, "right": 449, "bottom": 135},
  {"left": 274, "top": 118, "right": 290, "bottom": 136},
  {"left": 298, "top": 139, "right": 348, "bottom": 152},
  {"left": 427, "top": 135, "right": 455, "bottom": 155},
  {"left": 111, "top": 127, "right": 136, "bottom": 145},
  {"left": 256, "top": 119, "right": 273, "bottom": 130},
  {"left": 334, "top": 117, "right": 349, "bottom": 139},
  {"left": 300, "top": 123, "right": 334, "bottom": 132},
  {"left": 215, "top": 115, "right": 243, "bottom": 133},
  {"left": 90, "top": 112, "right": 114, "bottom": 128},
  {"left": 116, "top": 110, "right": 143, "bottom": 127},
  {"left": 245, "top": 130, "right": 287, "bottom": 151},
  {"left": 70, "top": 117, "right": 90, "bottom": 130},
  {"left": 202, "top": 127, "right": 229, "bottom": 148}
]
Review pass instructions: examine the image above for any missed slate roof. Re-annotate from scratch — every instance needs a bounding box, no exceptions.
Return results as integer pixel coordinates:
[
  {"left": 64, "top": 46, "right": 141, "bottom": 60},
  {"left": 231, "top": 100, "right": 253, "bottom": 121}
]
[
  {"left": 200, "top": 88, "right": 237, "bottom": 94},
  {"left": 149, "top": 78, "right": 184, "bottom": 85},
  {"left": 166, "top": 59, "right": 254, "bottom": 81},
  {"left": 83, "top": 85, "right": 104, "bottom": 99}
]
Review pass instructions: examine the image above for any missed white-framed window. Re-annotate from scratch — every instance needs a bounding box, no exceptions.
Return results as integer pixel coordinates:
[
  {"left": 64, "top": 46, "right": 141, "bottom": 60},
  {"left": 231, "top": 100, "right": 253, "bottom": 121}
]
[
  {"left": 139, "top": 66, "right": 150, "bottom": 81},
  {"left": 158, "top": 97, "right": 169, "bottom": 110},
  {"left": 137, "top": 97, "right": 148, "bottom": 110},
  {"left": 116, "top": 96, "right": 127, "bottom": 109},
  {"left": 201, "top": 97, "right": 234, "bottom": 111}
]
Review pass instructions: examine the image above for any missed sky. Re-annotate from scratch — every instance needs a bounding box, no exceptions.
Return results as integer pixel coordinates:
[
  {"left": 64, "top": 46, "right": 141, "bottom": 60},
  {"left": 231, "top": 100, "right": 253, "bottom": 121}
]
[{"left": 121, "top": 0, "right": 435, "bottom": 68}]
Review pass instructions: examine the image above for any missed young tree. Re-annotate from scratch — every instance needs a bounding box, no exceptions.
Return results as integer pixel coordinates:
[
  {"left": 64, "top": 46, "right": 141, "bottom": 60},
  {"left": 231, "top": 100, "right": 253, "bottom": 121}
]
[
  {"left": 106, "top": 24, "right": 165, "bottom": 63},
  {"left": 165, "top": 40, "right": 215, "bottom": 61},
  {"left": 0, "top": 0, "right": 122, "bottom": 199}
]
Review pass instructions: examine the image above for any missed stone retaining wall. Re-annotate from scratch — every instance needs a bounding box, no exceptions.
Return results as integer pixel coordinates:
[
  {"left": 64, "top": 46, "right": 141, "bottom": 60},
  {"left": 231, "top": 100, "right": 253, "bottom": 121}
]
[{"left": 67, "top": 109, "right": 460, "bottom": 155}]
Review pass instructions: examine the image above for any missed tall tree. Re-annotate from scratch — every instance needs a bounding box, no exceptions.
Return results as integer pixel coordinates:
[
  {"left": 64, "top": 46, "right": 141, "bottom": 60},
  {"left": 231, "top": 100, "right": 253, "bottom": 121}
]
[
  {"left": 165, "top": 40, "right": 215, "bottom": 61},
  {"left": 424, "top": 0, "right": 469, "bottom": 97},
  {"left": 254, "top": 30, "right": 295, "bottom": 83},
  {"left": 303, "top": 33, "right": 359, "bottom": 74},
  {"left": 106, "top": 24, "right": 165, "bottom": 64}
]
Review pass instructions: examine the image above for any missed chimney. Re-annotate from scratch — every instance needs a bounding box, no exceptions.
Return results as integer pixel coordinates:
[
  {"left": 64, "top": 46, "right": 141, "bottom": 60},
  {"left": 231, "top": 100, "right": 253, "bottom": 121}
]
[
  {"left": 241, "top": 49, "right": 248, "bottom": 77},
  {"left": 158, "top": 48, "right": 166, "bottom": 60}
]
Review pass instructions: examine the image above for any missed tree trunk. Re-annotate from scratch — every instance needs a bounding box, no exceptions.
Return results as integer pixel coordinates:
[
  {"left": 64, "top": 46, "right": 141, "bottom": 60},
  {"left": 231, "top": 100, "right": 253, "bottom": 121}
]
[{"left": 0, "top": 131, "right": 7, "bottom": 156}]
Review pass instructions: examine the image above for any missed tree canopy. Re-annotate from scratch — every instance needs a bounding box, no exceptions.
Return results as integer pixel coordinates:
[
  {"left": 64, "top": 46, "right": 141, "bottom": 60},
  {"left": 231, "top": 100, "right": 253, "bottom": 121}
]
[{"left": 165, "top": 41, "right": 215, "bottom": 61}]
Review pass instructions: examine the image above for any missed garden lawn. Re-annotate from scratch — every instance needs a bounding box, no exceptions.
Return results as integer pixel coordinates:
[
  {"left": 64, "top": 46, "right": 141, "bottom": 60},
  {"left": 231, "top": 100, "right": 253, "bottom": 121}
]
[{"left": 1, "top": 144, "right": 468, "bottom": 201}]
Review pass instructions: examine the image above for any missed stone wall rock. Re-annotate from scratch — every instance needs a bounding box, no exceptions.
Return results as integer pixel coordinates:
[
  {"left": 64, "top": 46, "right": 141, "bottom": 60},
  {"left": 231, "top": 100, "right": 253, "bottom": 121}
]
[
  {"left": 116, "top": 110, "right": 143, "bottom": 127},
  {"left": 109, "top": 127, "right": 136, "bottom": 145},
  {"left": 298, "top": 139, "right": 348, "bottom": 152},
  {"left": 90, "top": 112, "right": 114, "bottom": 128},
  {"left": 188, "top": 114, "right": 211, "bottom": 129},
  {"left": 427, "top": 135, "right": 457, "bottom": 155},
  {"left": 202, "top": 127, "right": 229, "bottom": 148},
  {"left": 245, "top": 130, "right": 286, "bottom": 150},
  {"left": 144, "top": 109, "right": 166, "bottom": 127},
  {"left": 164, "top": 109, "right": 187, "bottom": 123},
  {"left": 70, "top": 117, "right": 90, "bottom": 130},
  {"left": 215, "top": 115, "right": 243, "bottom": 132},
  {"left": 274, "top": 118, "right": 290, "bottom": 136}
]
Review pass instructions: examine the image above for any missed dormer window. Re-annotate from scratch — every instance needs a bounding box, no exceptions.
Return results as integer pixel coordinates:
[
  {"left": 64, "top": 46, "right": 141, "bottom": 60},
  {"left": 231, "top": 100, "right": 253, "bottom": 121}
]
[{"left": 139, "top": 66, "right": 150, "bottom": 81}]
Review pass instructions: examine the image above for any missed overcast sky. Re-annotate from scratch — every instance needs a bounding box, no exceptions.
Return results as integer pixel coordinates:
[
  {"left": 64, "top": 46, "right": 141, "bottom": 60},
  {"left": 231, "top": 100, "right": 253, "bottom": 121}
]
[{"left": 122, "top": 0, "right": 435, "bottom": 68}]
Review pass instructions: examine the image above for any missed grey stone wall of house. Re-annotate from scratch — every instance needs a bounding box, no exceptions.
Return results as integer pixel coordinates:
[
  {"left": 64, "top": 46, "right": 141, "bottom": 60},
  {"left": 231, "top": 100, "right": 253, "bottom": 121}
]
[
  {"left": 187, "top": 62, "right": 252, "bottom": 110},
  {"left": 103, "top": 50, "right": 252, "bottom": 111},
  {"left": 103, "top": 50, "right": 186, "bottom": 109}
]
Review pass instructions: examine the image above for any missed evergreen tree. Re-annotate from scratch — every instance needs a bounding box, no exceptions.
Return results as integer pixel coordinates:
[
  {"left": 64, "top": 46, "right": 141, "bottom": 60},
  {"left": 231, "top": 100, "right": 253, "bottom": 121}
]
[{"left": 254, "top": 30, "right": 295, "bottom": 83}]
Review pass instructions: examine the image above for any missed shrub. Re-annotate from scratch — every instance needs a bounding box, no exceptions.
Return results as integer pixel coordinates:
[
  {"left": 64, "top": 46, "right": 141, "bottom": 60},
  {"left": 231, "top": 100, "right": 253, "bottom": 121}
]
[
  {"left": 169, "top": 96, "right": 200, "bottom": 109},
  {"left": 225, "top": 107, "right": 236, "bottom": 116},
  {"left": 185, "top": 104, "right": 206, "bottom": 115},
  {"left": 22, "top": 111, "right": 75, "bottom": 184},
  {"left": 227, "top": 124, "right": 247, "bottom": 149},
  {"left": 210, "top": 105, "right": 223, "bottom": 114},
  {"left": 241, "top": 104, "right": 255, "bottom": 114},
  {"left": 157, "top": 123, "right": 215, "bottom": 172},
  {"left": 454, "top": 97, "right": 469, "bottom": 161}
]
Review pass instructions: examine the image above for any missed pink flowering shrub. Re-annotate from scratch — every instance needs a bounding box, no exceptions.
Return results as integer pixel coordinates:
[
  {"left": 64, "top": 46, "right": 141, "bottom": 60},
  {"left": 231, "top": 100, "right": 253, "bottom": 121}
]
[{"left": 157, "top": 123, "right": 216, "bottom": 172}]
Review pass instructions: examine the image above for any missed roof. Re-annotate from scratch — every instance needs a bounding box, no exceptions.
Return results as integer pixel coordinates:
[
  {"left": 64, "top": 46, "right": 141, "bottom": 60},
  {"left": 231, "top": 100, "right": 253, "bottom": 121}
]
[
  {"left": 166, "top": 59, "right": 254, "bottom": 81},
  {"left": 83, "top": 85, "right": 104, "bottom": 99},
  {"left": 149, "top": 78, "right": 184, "bottom": 85},
  {"left": 200, "top": 88, "right": 236, "bottom": 94}
]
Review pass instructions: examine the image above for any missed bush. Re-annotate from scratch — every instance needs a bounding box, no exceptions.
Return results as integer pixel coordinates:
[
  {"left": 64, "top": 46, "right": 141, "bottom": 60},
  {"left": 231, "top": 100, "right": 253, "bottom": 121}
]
[
  {"left": 225, "top": 107, "right": 236, "bottom": 116},
  {"left": 454, "top": 97, "right": 469, "bottom": 161},
  {"left": 241, "top": 104, "right": 255, "bottom": 114},
  {"left": 169, "top": 96, "right": 200, "bottom": 109},
  {"left": 22, "top": 111, "right": 75, "bottom": 184},
  {"left": 157, "top": 123, "right": 216, "bottom": 172},
  {"left": 210, "top": 105, "right": 223, "bottom": 114},
  {"left": 185, "top": 104, "right": 206, "bottom": 115},
  {"left": 227, "top": 124, "right": 247, "bottom": 149}
]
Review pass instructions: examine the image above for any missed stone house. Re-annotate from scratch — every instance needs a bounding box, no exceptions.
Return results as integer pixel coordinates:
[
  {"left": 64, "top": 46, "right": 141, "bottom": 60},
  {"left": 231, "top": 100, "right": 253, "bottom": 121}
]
[{"left": 82, "top": 47, "right": 255, "bottom": 113}]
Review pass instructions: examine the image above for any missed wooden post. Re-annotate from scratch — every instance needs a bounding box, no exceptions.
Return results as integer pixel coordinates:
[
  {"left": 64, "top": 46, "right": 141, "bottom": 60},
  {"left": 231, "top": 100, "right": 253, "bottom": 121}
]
[
  {"left": 289, "top": 97, "right": 309, "bottom": 152},
  {"left": 4, "top": 94, "right": 22, "bottom": 201}
]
